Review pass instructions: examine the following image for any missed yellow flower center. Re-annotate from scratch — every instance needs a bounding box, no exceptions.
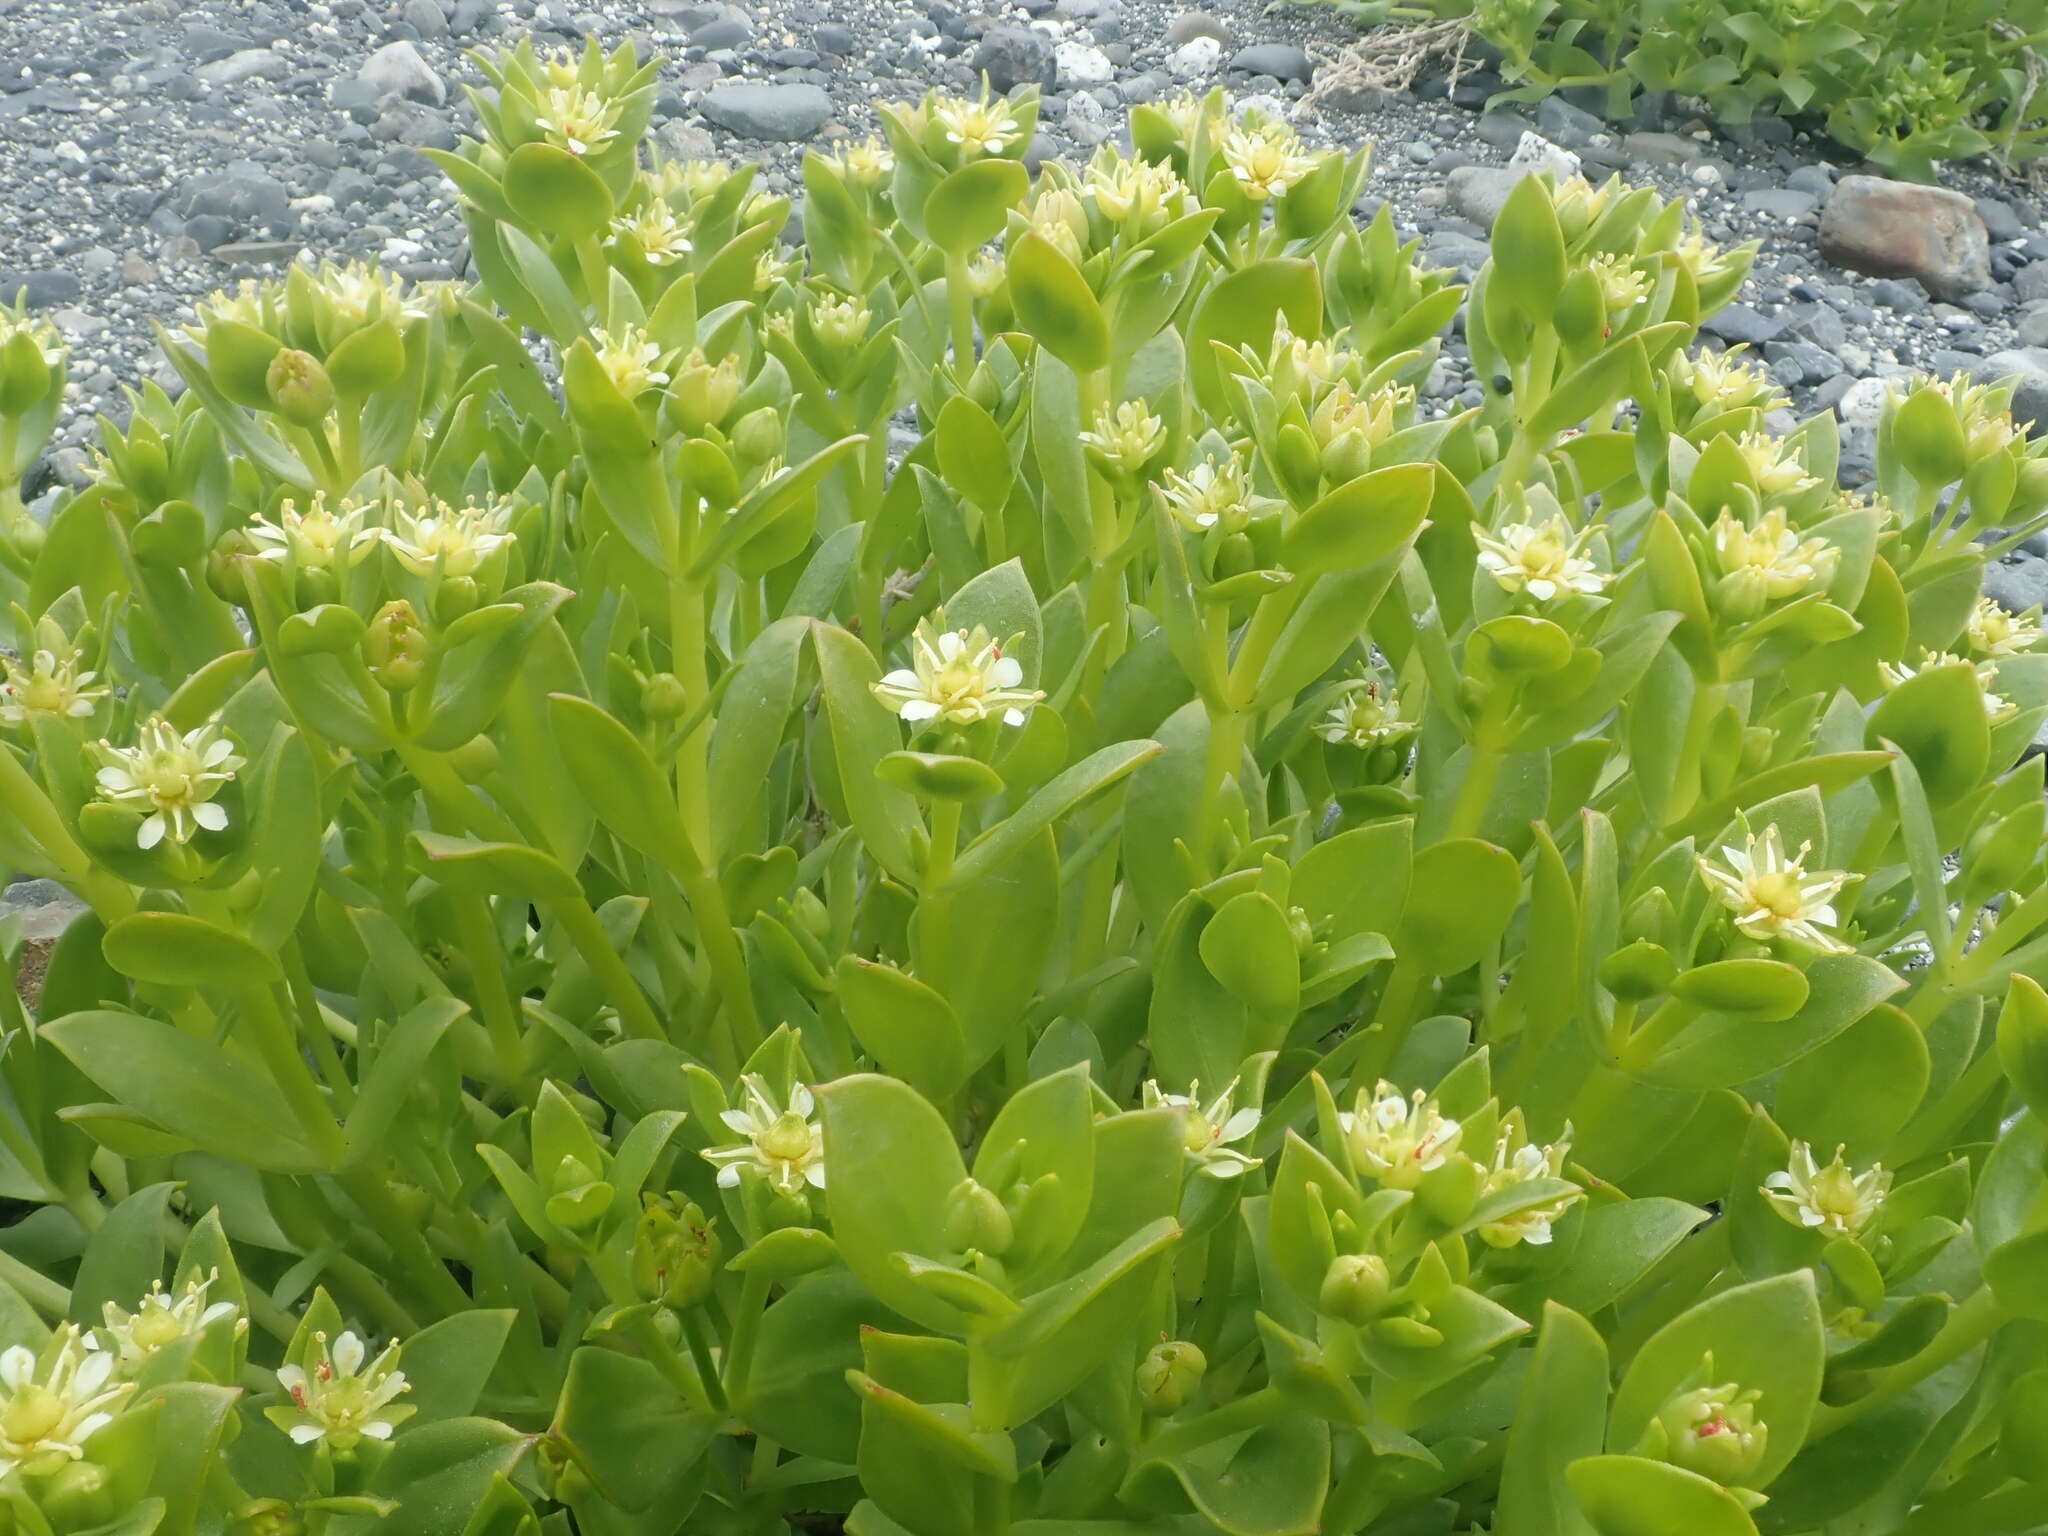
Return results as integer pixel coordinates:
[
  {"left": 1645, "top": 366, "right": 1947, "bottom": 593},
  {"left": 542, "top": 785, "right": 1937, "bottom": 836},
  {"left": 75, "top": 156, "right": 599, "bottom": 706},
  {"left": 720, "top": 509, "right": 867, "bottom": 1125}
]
[
  {"left": 3, "top": 1385, "right": 66, "bottom": 1444},
  {"left": 757, "top": 1112, "right": 816, "bottom": 1164},
  {"left": 1748, "top": 870, "right": 1809, "bottom": 920}
]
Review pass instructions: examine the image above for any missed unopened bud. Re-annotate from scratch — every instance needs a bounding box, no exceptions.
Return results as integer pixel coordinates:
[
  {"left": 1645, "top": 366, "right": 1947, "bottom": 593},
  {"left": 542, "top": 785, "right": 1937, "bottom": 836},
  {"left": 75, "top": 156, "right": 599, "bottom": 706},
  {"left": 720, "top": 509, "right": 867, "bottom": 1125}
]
[
  {"left": 641, "top": 671, "right": 689, "bottom": 720},
  {"left": 431, "top": 574, "right": 479, "bottom": 627},
  {"left": 1136, "top": 1339, "right": 1207, "bottom": 1415},
  {"left": 1319, "top": 1253, "right": 1393, "bottom": 1324},
  {"left": 266, "top": 348, "right": 334, "bottom": 428},
  {"left": 667, "top": 351, "right": 742, "bottom": 436},
  {"left": 231, "top": 1500, "right": 305, "bottom": 1536},
  {"left": 942, "top": 1178, "right": 1014, "bottom": 1256},
  {"left": 631, "top": 1195, "right": 722, "bottom": 1309},
  {"left": 39, "top": 1461, "right": 112, "bottom": 1526},
  {"left": 1641, "top": 1376, "right": 1770, "bottom": 1487},
  {"left": 207, "top": 528, "right": 256, "bottom": 606},
  {"left": 363, "top": 599, "right": 430, "bottom": 692},
  {"left": 731, "top": 405, "right": 785, "bottom": 470}
]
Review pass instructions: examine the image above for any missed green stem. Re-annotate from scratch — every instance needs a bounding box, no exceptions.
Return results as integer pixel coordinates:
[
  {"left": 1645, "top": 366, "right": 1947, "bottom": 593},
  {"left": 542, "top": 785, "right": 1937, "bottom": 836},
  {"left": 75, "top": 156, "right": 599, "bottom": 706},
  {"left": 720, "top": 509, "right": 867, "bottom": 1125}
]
[
  {"left": 1137, "top": 1385, "right": 1288, "bottom": 1465},
  {"left": 1441, "top": 744, "right": 1502, "bottom": 843},
  {"left": 450, "top": 892, "right": 528, "bottom": 1087},
  {"left": 1810, "top": 1288, "right": 2006, "bottom": 1440},
  {"left": 282, "top": 946, "right": 355, "bottom": 1111},
  {"left": 721, "top": 1269, "right": 774, "bottom": 1406},
  {"left": 680, "top": 1308, "right": 729, "bottom": 1413},
  {"left": 239, "top": 988, "right": 347, "bottom": 1167},
  {"left": 926, "top": 798, "right": 962, "bottom": 889},
  {"left": 0, "top": 1246, "right": 69, "bottom": 1318},
  {"left": 945, "top": 254, "right": 977, "bottom": 372}
]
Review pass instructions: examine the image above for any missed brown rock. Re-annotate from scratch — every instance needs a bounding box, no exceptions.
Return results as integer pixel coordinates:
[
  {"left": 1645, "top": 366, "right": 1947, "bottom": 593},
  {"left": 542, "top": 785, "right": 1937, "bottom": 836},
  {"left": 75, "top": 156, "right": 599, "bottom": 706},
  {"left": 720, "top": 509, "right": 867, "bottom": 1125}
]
[{"left": 1818, "top": 174, "right": 1991, "bottom": 302}]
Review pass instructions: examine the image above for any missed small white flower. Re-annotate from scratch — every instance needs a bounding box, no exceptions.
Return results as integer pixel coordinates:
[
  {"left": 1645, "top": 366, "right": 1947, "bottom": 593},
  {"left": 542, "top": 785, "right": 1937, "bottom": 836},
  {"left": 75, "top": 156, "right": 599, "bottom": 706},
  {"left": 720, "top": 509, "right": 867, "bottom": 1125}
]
[
  {"left": 1696, "top": 825, "right": 1852, "bottom": 955},
  {"left": 1156, "top": 89, "right": 1221, "bottom": 142},
  {"left": 1085, "top": 152, "right": 1189, "bottom": 234},
  {"left": 1678, "top": 347, "right": 1785, "bottom": 415},
  {"left": 0, "top": 647, "right": 107, "bottom": 727},
  {"left": 808, "top": 294, "right": 871, "bottom": 351},
  {"left": 590, "top": 324, "right": 670, "bottom": 401},
  {"left": 532, "top": 83, "right": 622, "bottom": 157},
  {"left": 1476, "top": 1119, "right": 1580, "bottom": 1248},
  {"left": 1734, "top": 430, "right": 1819, "bottom": 497},
  {"left": 271, "top": 1330, "right": 414, "bottom": 1450},
  {"left": 245, "top": 492, "right": 380, "bottom": 571},
  {"left": 933, "top": 95, "right": 1022, "bottom": 157},
  {"left": 870, "top": 616, "right": 1044, "bottom": 728},
  {"left": 101, "top": 1271, "right": 242, "bottom": 1373},
  {"left": 314, "top": 261, "right": 430, "bottom": 327},
  {"left": 827, "top": 136, "right": 894, "bottom": 186},
  {"left": 701, "top": 1075, "right": 825, "bottom": 1194},
  {"left": 94, "top": 717, "right": 244, "bottom": 851},
  {"left": 1586, "top": 253, "right": 1650, "bottom": 315},
  {"left": 381, "top": 495, "right": 516, "bottom": 578},
  {"left": 1219, "top": 116, "right": 1317, "bottom": 201},
  {"left": 1157, "top": 453, "right": 1254, "bottom": 534},
  {"left": 1878, "top": 651, "right": 2015, "bottom": 723},
  {"left": 1316, "top": 676, "right": 1413, "bottom": 749},
  {"left": 1339, "top": 1081, "right": 1462, "bottom": 1190},
  {"left": 1143, "top": 1078, "right": 1262, "bottom": 1178},
  {"left": 0, "top": 1327, "right": 132, "bottom": 1479},
  {"left": 1079, "top": 400, "right": 1166, "bottom": 477},
  {"left": 1473, "top": 514, "right": 1608, "bottom": 602},
  {"left": 1968, "top": 596, "right": 2042, "bottom": 659},
  {"left": 1711, "top": 508, "right": 1839, "bottom": 608},
  {"left": 609, "top": 201, "right": 693, "bottom": 266},
  {"left": 1762, "top": 1141, "right": 1889, "bottom": 1237}
]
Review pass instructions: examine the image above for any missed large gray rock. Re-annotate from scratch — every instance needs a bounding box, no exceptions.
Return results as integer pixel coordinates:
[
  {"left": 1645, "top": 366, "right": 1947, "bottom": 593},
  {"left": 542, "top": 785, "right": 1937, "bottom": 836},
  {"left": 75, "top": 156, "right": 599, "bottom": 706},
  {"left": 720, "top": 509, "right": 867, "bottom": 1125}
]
[
  {"left": 700, "top": 83, "right": 833, "bottom": 141},
  {"left": 1229, "top": 42, "right": 1312, "bottom": 83},
  {"left": 196, "top": 48, "right": 290, "bottom": 86},
  {"left": 1978, "top": 348, "right": 2048, "bottom": 432},
  {"left": 1445, "top": 165, "right": 1527, "bottom": 228},
  {"left": 358, "top": 40, "right": 446, "bottom": 106},
  {"left": 1819, "top": 175, "right": 1990, "bottom": 302},
  {"left": 174, "top": 168, "right": 292, "bottom": 234},
  {"left": 971, "top": 27, "right": 1056, "bottom": 93}
]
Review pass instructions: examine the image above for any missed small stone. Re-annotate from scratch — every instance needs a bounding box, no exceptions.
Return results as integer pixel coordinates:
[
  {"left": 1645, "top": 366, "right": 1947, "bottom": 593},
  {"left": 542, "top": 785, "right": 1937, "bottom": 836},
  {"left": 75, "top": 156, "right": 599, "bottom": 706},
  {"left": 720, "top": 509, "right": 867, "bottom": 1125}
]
[
  {"left": 690, "top": 17, "right": 753, "bottom": 48},
  {"left": 0, "top": 269, "right": 79, "bottom": 307},
  {"left": 1818, "top": 175, "right": 1991, "bottom": 302},
  {"left": 1534, "top": 95, "right": 1603, "bottom": 147},
  {"left": 1786, "top": 164, "right": 1835, "bottom": 198},
  {"left": 358, "top": 40, "right": 445, "bottom": 106},
  {"left": 1166, "top": 10, "right": 1230, "bottom": 46},
  {"left": 1056, "top": 40, "right": 1113, "bottom": 85},
  {"left": 815, "top": 22, "right": 856, "bottom": 54},
  {"left": 1168, "top": 36, "right": 1221, "bottom": 79},
  {"left": 1228, "top": 42, "right": 1311, "bottom": 84},
  {"left": 699, "top": 82, "right": 833, "bottom": 140},
  {"left": 208, "top": 239, "right": 301, "bottom": 265},
  {"left": 2015, "top": 263, "right": 2048, "bottom": 305},
  {"left": 196, "top": 47, "right": 289, "bottom": 86},
  {"left": 1445, "top": 165, "right": 1527, "bottom": 229},
  {"left": 1742, "top": 187, "right": 1819, "bottom": 221},
  {"left": 1984, "top": 557, "right": 2048, "bottom": 616},
  {"left": 1507, "top": 131, "right": 1578, "bottom": 182},
  {"left": 972, "top": 27, "right": 1057, "bottom": 93},
  {"left": 118, "top": 251, "right": 156, "bottom": 285},
  {"left": 1625, "top": 130, "right": 1704, "bottom": 166},
  {"left": 1065, "top": 88, "right": 1111, "bottom": 146},
  {"left": 1699, "top": 302, "right": 1784, "bottom": 347},
  {"left": 1977, "top": 196, "right": 2026, "bottom": 243},
  {"left": 0, "top": 879, "right": 88, "bottom": 945},
  {"left": 402, "top": 0, "right": 450, "bottom": 37},
  {"left": 2020, "top": 301, "right": 2048, "bottom": 349}
]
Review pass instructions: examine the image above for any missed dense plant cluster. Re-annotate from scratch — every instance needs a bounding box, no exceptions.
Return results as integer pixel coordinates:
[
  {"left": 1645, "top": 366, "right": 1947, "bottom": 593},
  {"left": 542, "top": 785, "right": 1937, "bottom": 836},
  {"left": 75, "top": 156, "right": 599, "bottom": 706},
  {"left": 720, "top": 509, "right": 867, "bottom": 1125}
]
[
  {"left": 1321, "top": 0, "right": 2048, "bottom": 179},
  {"left": 2, "top": 35, "right": 2048, "bottom": 1536}
]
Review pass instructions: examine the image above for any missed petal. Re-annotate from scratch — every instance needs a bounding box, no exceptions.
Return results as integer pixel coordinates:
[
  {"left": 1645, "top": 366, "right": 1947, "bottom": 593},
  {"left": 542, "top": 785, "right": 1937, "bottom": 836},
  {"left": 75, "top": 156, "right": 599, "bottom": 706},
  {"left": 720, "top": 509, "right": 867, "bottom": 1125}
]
[
  {"left": 137, "top": 815, "right": 167, "bottom": 851},
  {"left": 989, "top": 656, "right": 1024, "bottom": 688},
  {"left": 288, "top": 1424, "right": 326, "bottom": 1444},
  {"left": 276, "top": 1364, "right": 307, "bottom": 1394},
  {"left": 0, "top": 1346, "right": 34, "bottom": 1389},
  {"left": 899, "top": 699, "right": 942, "bottom": 722},
  {"left": 193, "top": 802, "right": 229, "bottom": 832},
  {"left": 1002, "top": 708, "right": 1026, "bottom": 727},
  {"left": 332, "top": 1331, "right": 365, "bottom": 1375},
  {"left": 717, "top": 1164, "right": 741, "bottom": 1188}
]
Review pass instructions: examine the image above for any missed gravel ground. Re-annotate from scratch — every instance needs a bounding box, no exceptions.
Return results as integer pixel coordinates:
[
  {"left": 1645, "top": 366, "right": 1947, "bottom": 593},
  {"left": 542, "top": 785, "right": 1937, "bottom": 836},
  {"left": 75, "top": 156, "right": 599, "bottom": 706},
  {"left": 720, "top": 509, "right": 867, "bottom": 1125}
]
[{"left": 0, "top": 0, "right": 2045, "bottom": 548}]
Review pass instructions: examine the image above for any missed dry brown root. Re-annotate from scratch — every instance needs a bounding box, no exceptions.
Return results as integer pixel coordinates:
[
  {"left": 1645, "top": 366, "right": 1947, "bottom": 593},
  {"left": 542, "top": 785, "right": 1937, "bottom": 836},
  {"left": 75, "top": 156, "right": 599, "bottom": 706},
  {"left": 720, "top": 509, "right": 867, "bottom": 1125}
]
[{"left": 1300, "top": 17, "right": 1477, "bottom": 114}]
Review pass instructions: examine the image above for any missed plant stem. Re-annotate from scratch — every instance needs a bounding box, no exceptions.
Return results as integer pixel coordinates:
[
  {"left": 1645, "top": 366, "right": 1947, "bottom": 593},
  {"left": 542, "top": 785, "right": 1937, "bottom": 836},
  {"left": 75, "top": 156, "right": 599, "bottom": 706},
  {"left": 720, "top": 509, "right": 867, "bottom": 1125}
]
[
  {"left": 1810, "top": 1288, "right": 2006, "bottom": 1440},
  {"left": 721, "top": 1269, "right": 774, "bottom": 1406},
  {"left": 946, "top": 254, "right": 977, "bottom": 372}
]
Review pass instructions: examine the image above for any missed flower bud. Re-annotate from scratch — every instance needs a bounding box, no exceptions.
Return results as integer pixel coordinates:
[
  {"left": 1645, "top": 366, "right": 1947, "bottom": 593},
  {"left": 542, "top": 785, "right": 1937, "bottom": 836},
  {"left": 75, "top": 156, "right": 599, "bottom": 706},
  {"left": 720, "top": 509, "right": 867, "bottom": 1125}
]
[
  {"left": 1598, "top": 939, "right": 1676, "bottom": 1002},
  {"left": 206, "top": 530, "right": 255, "bottom": 606},
  {"left": 5, "top": 514, "right": 46, "bottom": 568},
  {"left": 0, "top": 315, "right": 59, "bottom": 417},
  {"left": 1319, "top": 1253, "right": 1393, "bottom": 1324},
  {"left": 38, "top": 1461, "right": 112, "bottom": 1527},
  {"left": 667, "top": 350, "right": 743, "bottom": 436},
  {"left": 731, "top": 405, "right": 785, "bottom": 471},
  {"left": 942, "top": 1178, "right": 1014, "bottom": 1256},
  {"left": 1136, "top": 1340, "right": 1207, "bottom": 1416},
  {"left": 446, "top": 734, "right": 500, "bottom": 783},
  {"left": 266, "top": 348, "right": 334, "bottom": 428},
  {"left": 363, "top": 599, "right": 430, "bottom": 693},
  {"left": 1641, "top": 1377, "right": 1770, "bottom": 1487},
  {"left": 293, "top": 565, "right": 339, "bottom": 613},
  {"left": 631, "top": 1195, "right": 722, "bottom": 1309},
  {"left": 641, "top": 671, "right": 689, "bottom": 720},
  {"left": 230, "top": 1500, "right": 306, "bottom": 1536},
  {"left": 431, "top": 574, "right": 480, "bottom": 627}
]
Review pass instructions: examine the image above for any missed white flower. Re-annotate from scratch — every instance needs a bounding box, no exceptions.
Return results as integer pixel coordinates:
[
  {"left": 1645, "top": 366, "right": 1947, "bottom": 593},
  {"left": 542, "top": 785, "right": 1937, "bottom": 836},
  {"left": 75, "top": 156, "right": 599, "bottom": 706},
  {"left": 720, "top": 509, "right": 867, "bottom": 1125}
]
[
  {"left": 101, "top": 1272, "right": 242, "bottom": 1373},
  {"left": 0, "top": 1327, "right": 132, "bottom": 1479},
  {"left": 701, "top": 1075, "right": 825, "bottom": 1194},
  {"left": 1586, "top": 253, "right": 1649, "bottom": 315},
  {"left": 245, "top": 492, "right": 379, "bottom": 571},
  {"left": 609, "top": 201, "right": 693, "bottom": 266},
  {"left": 1968, "top": 596, "right": 2041, "bottom": 659},
  {"left": 870, "top": 617, "right": 1044, "bottom": 727},
  {"left": 933, "top": 95, "right": 1023, "bottom": 157},
  {"left": 1220, "top": 117, "right": 1317, "bottom": 201},
  {"left": 1473, "top": 514, "right": 1608, "bottom": 602},
  {"left": 1678, "top": 348, "right": 1785, "bottom": 415},
  {"left": 1339, "top": 1081, "right": 1462, "bottom": 1190},
  {"left": 532, "top": 83, "right": 622, "bottom": 157},
  {"left": 95, "top": 717, "right": 244, "bottom": 851},
  {"left": 1156, "top": 90, "right": 1220, "bottom": 142},
  {"left": 1762, "top": 1141, "right": 1889, "bottom": 1237},
  {"left": 1085, "top": 153, "right": 1188, "bottom": 234},
  {"left": 381, "top": 495, "right": 516, "bottom": 578},
  {"left": 1878, "top": 651, "right": 2015, "bottom": 723},
  {"left": 1157, "top": 454, "right": 1253, "bottom": 534},
  {"left": 590, "top": 324, "right": 670, "bottom": 400},
  {"left": 1476, "top": 1120, "right": 1580, "bottom": 1248},
  {"left": 1316, "top": 677, "right": 1413, "bottom": 749},
  {"left": 1711, "top": 508, "right": 1839, "bottom": 608},
  {"left": 271, "top": 1330, "right": 414, "bottom": 1450},
  {"left": 827, "top": 136, "right": 894, "bottom": 186},
  {"left": 1734, "top": 430, "right": 1819, "bottom": 497},
  {"left": 314, "top": 261, "right": 430, "bottom": 327},
  {"left": 1079, "top": 400, "right": 1166, "bottom": 477},
  {"left": 0, "top": 647, "right": 107, "bottom": 727},
  {"left": 1143, "top": 1078, "right": 1262, "bottom": 1178},
  {"left": 1308, "top": 380, "right": 1410, "bottom": 454},
  {"left": 1696, "top": 825, "right": 1852, "bottom": 955},
  {"left": 809, "top": 294, "right": 871, "bottom": 351}
]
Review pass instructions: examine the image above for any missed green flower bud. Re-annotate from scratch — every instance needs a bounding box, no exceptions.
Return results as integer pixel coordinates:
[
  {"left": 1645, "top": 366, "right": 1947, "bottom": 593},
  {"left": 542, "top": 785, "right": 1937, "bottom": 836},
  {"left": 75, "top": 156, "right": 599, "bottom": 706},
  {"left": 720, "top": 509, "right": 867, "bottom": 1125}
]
[
  {"left": 266, "top": 348, "right": 334, "bottom": 428},
  {"left": 293, "top": 565, "right": 340, "bottom": 613},
  {"left": 363, "top": 599, "right": 430, "bottom": 692},
  {"left": 1637, "top": 1373, "right": 1770, "bottom": 1487},
  {"left": 0, "top": 315, "right": 59, "bottom": 417},
  {"left": 667, "top": 350, "right": 743, "bottom": 436},
  {"left": 1598, "top": 939, "right": 1676, "bottom": 1002},
  {"left": 1136, "top": 1340, "right": 1207, "bottom": 1416},
  {"left": 5, "top": 513, "right": 46, "bottom": 568},
  {"left": 942, "top": 1178, "right": 1014, "bottom": 1256},
  {"left": 731, "top": 405, "right": 785, "bottom": 471},
  {"left": 1319, "top": 1252, "right": 1393, "bottom": 1324},
  {"left": 206, "top": 528, "right": 256, "bottom": 607},
  {"left": 543, "top": 1153, "right": 614, "bottom": 1235},
  {"left": 431, "top": 574, "right": 480, "bottom": 627},
  {"left": 38, "top": 1460, "right": 113, "bottom": 1527},
  {"left": 446, "top": 734, "right": 500, "bottom": 783},
  {"left": 641, "top": 671, "right": 689, "bottom": 720},
  {"left": 631, "top": 1194, "right": 722, "bottom": 1309},
  {"left": 230, "top": 1500, "right": 306, "bottom": 1536}
]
